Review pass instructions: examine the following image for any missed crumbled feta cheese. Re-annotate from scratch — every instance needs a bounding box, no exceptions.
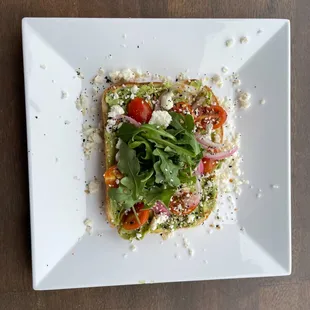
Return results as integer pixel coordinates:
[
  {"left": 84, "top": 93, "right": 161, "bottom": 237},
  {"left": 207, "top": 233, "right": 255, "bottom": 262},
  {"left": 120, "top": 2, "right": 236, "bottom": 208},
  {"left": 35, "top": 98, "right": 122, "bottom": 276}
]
[
  {"left": 175, "top": 254, "right": 181, "bottom": 260},
  {"left": 238, "top": 91, "right": 251, "bottom": 109},
  {"left": 187, "top": 214, "right": 195, "bottom": 223},
  {"left": 225, "top": 39, "right": 234, "bottom": 47},
  {"left": 222, "top": 66, "right": 228, "bottom": 74},
  {"left": 149, "top": 111, "right": 172, "bottom": 128},
  {"left": 272, "top": 184, "right": 280, "bottom": 189},
  {"left": 260, "top": 99, "right": 266, "bottom": 105},
  {"left": 94, "top": 74, "right": 105, "bottom": 84},
  {"left": 87, "top": 179, "right": 100, "bottom": 194},
  {"left": 256, "top": 193, "right": 262, "bottom": 199},
  {"left": 64, "top": 120, "right": 70, "bottom": 125},
  {"left": 82, "top": 125, "right": 102, "bottom": 158},
  {"left": 240, "top": 36, "right": 249, "bottom": 44},
  {"left": 107, "top": 105, "right": 125, "bottom": 119},
  {"left": 232, "top": 79, "right": 241, "bottom": 86},
  {"left": 40, "top": 64, "right": 47, "bottom": 69},
  {"left": 203, "top": 259, "right": 208, "bottom": 264},
  {"left": 121, "top": 68, "right": 135, "bottom": 81},
  {"left": 188, "top": 248, "right": 195, "bottom": 257},
  {"left": 130, "top": 244, "right": 137, "bottom": 252},
  {"left": 109, "top": 71, "right": 121, "bottom": 83},
  {"left": 75, "top": 94, "right": 89, "bottom": 115},
  {"left": 150, "top": 213, "right": 169, "bottom": 231},
  {"left": 211, "top": 74, "right": 223, "bottom": 88},
  {"left": 123, "top": 253, "right": 128, "bottom": 259},
  {"left": 131, "top": 85, "right": 139, "bottom": 94},
  {"left": 84, "top": 218, "right": 93, "bottom": 234},
  {"left": 136, "top": 233, "right": 142, "bottom": 239},
  {"left": 61, "top": 90, "right": 68, "bottom": 99},
  {"left": 160, "top": 91, "right": 174, "bottom": 110}
]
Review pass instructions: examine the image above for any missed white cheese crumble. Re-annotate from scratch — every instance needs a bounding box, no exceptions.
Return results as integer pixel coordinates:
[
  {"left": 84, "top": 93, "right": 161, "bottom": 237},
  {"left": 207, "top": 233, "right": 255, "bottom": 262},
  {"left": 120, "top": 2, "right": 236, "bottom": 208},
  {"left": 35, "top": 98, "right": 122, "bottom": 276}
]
[
  {"left": 109, "top": 71, "right": 121, "bottom": 83},
  {"left": 260, "top": 99, "right": 266, "bottom": 105},
  {"left": 75, "top": 94, "right": 89, "bottom": 115},
  {"left": 188, "top": 248, "right": 195, "bottom": 257},
  {"left": 149, "top": 111, "right": 172, "bottom": 128},
  {"left": 84, "top": 218, "right": 93, "bottom": 234},
  {"left": 61, "top": 90, "right": 68, "bottom": 99},
  {"left": 211, "top": 74, "right": 223, "bottom": 88},
  {"left": 225, "top": 39, "right": 234, "bottom": 47},
  {"left": 150, "top": 213, "right": 169, "bottom": 231},
  {"left": 130, "top": 244, "right": 137, "bottom": 252},
  {"left": 94, "top": 74, "right": 105, "bottom": 84},
  {"left": 222, "top": 66, "right": 228, "bottom": 74},
  {"left": 130, "top": 85, "right": 138, "bottom": 94},
  {"left": 87, "top": 179, "right": 100, "bottom": 194},
  {"left": 232, "top": 79, "right": 241, "bottom": 86},
  {"left": 238, "top": 91, "right": 251, "bottom": 109},
  {"left": 123, "top": 254, "right": 128, "bottom": 259},
  {"left": 82, "top": 125, "right": 102, "bottom": 158},
  {"left": 187, "top": 214, "right": 195, "bottom": 223},
  {"left": 108, "top": 105, "right": 125, "bottom": 119},
  {"left": 256, "top": 193, "right": 262, "bottom": 199},
  {"left": 136, "top": 233, "right": 142, "bottom": 240},
  {"left": 40, "top": 64, "right": 47, "bottom": 69},
  {"left": 121, "top": 68, "right": 135, "bottom": 81},
  {"left": 160, "top": 91, "right": 174, "bottom": 110},
  {"left": 272, "top": 184, "right": 280, "bottom": 189},
  {"left": 240, "top": 36, "right": 249, "bottom": 44}
]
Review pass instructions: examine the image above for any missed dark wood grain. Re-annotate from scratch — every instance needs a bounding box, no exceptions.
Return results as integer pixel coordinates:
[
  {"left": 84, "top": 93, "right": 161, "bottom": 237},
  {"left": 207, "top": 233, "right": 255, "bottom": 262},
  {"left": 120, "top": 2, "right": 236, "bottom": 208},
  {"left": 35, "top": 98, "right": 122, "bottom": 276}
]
[{"left": 0, "top": 0, "right": 308, "bottom": 309}]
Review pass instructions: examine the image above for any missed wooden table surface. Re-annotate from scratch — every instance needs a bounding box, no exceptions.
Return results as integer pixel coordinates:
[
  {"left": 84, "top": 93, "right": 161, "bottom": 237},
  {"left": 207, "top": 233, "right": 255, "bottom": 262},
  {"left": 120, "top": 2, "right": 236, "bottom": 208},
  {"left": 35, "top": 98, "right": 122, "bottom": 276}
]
[{"left": 0, "top": 0, "right": 309, "bottom": 309}]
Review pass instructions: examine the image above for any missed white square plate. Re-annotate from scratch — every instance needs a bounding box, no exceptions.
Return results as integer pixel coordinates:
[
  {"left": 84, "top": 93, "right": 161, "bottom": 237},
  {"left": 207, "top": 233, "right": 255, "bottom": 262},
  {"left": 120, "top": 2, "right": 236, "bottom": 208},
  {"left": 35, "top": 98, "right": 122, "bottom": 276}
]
[{"left": 22, "top": 18, "right": 291, "bottom": 290}]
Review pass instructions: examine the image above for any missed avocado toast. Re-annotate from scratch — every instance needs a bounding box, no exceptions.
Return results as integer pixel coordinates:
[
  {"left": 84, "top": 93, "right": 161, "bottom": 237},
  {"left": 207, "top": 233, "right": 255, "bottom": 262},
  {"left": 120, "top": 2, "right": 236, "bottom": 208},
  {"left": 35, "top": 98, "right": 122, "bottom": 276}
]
[{"left": 102, "top": 78, "right": 236, "bottom": 240}]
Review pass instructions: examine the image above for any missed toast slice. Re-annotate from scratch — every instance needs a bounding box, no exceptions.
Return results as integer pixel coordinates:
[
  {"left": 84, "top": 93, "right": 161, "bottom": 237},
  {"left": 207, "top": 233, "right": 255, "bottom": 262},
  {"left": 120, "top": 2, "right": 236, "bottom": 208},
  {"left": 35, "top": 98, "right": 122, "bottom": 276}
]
[{"left": 102, "top": 79, "right": 224, "bottom": 239}]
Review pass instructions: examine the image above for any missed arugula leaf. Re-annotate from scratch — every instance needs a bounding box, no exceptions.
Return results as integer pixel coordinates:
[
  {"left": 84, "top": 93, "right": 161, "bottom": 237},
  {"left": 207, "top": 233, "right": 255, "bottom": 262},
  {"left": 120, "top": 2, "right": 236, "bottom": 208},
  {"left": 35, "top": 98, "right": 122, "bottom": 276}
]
[
  {"left": 153, "top": 149, "right": 180, "bottom": 187},
  {"left": 117, "top": 141, "right": 141, "bottom": 200},
  {"left": 154, "top": 161, "right": 165, "bottom": 184},
  {"left": 169, "top": 111, "right": 194, "bottom": 132},
  {"left": 109, "top": 185, "right": 137, "bottom": 210},
  {"left": 176, "top": 131, "right": 201, "bottom": 156},
  {"left": 134, "top": 124, "right": 177, "bottom": 142},
  {"left": 143, "top": 186, "right": 175, "bottom": 208},
  {"left": 117, "top": 123, "right": 138, "bottom": 143},
  {"left": 184, "top": 114, "right": 195, "bottom": 132},
  {"left": 128, "top": 136, "right": 153, "bottom": 160}
]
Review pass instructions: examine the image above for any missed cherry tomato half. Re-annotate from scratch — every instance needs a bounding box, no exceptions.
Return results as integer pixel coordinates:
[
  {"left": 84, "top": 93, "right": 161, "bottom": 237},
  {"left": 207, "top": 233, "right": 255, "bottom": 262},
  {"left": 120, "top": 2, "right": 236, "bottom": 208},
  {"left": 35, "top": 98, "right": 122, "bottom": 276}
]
[
  {"left": 122, "top": 202, "right": 150, "bottom": 230},
  {"left": 202, "top": 158, "right": 217, "bottom": 174},
  {"left": 127, "top": 97, "right": 153, "bottom": 123},
  {"left": 171, "top": 102, "right": 193, "bottom": 116},
  {"left": 169, "top": 191, "right": 199, "bottom": 216},
  {"left": 104, "top": 165, "right": 123, "bottom": 188},
  {"left": 195, "top": 105, "right": 227, "bottom": 129}
]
